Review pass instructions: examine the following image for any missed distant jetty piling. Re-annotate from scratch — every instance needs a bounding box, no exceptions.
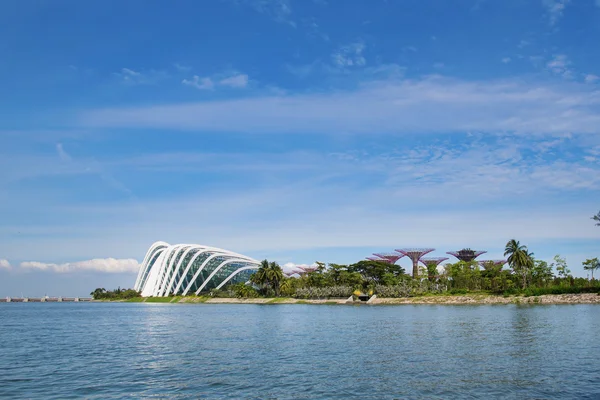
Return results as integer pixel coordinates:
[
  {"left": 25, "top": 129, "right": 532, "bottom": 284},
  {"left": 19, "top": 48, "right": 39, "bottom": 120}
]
[{"left": 1, "top": 297, "right": 92, "bottom": 303}]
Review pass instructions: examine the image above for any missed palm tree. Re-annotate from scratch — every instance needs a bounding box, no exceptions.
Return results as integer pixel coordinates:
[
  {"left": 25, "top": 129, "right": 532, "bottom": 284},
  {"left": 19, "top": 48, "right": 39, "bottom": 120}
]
[
  {"left": 251, "top": 260, "right": 284, "bottom": 296},
  {"left": 504, "top": 239, "right": 532, "bottom": 289},
  {"left": 251, "top": 260, "right": 270, "bottom": 290},
  {"left": 266, "top": 261, "right": 284, "bottom": 296},
  {"left": 583, "top": 258, "right": 600, "bottom": 280}
]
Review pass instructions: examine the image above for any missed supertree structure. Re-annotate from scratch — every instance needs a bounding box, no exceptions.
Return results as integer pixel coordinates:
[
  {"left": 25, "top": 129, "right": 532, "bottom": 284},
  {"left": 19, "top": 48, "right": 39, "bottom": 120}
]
[
  {"left": 372, "top": 252, "right": 405, "bottom": 264},
  {"left": 294, "top": 264, "right": 319, "bottom": 274},
  {"left": 366, "top": 256, "right": 386, "bottom": 262},
  {"left": 446, "top": 248, "right": 487, "bottom": 262},
  {"left": 477, "top": 260, "right": 507, "bottom": 269},
  {"left": 419, "top": 257, "right": 449, "bottom": 267},
  {"left": 396, "top": 248, "right": 435, "bottom": 278}
]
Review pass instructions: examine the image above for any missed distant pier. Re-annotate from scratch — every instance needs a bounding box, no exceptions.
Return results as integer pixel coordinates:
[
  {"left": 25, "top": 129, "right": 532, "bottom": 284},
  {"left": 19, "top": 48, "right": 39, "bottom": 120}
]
[{"left": 0, "top": 297, "right": 92, "bottom": 303}]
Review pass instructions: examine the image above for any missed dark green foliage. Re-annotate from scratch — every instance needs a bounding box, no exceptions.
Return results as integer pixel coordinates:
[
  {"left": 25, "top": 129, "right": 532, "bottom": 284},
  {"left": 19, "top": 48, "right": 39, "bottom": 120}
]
[
  {"left": 90, "top": 287, "right": 141, "bottom": 300},
  {"left": 348, "top": 260, "right": 407, "bottom": 285},
  {"left": 582, "top": 258, "right": 600, "bottom": 280},
  {"left": 295, "top": 286, "right": 354, "bottom": 299},
  {"left": 231, "top": 283, "right": 259, "bottom": 298},
  {"left": 251, "top": 260, "right": 284, "bottom": 296}
]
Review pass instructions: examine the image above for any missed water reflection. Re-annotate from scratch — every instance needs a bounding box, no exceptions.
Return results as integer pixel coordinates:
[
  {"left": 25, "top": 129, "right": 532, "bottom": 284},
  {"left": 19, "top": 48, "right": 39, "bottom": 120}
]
[{"left": 1, "top": 303, "right": 599, "bottom": 399}]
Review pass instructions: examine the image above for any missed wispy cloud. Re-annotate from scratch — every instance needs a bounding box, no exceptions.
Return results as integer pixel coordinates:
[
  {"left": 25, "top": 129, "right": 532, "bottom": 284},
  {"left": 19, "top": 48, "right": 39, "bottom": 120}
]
[
  {"left": 182, "top": 76, "right": 215, "bottom": 90},
  {"left": 542, "top": 0, "right": 570, "bottom": 25},
  {"left": 219, "top": 74, "right": 249, "bottom": 88},
  {"left": 585, "top": 74, "right": 599, "bottom": 83},
  {"left": 79, "top": 75, "right": 600, "bottom": 135},
  {"left": 0, "top": 259, "right": 11, "bottom": 270},
  {"left": 56, "top": 143, "right": 72, "bottom": 162},
  {"left": 20, "top": 258, "right": 139, "bottom": 274},
  {"left": 501, "top": 57, "right": 511, "bottom": 64},
  {"left": 546, "top": 54, "right": 573, "bottom": 78},
  {"left": 303, "top": 18, "right": 330, "bottom": 41},
  {"left": 233, "top": 0, "right": 295, "bottom": 27},
  {"left": 518, "top": 39, "right": 531, "bottom": 49},
  {"left": 174, "top": 63, "right": 192, "bottom": 72},
  {"left": 182, "top": 72, "right": 249, "bottom": 90},
  {"left": 331, "top": 40, "right": 366, "bottom": 68},
  {"left": 114, "top": 68, "right": 169, "bottom": 85},
  {"left": 53, "top": 142, "right": 135, "bottom": 198}
]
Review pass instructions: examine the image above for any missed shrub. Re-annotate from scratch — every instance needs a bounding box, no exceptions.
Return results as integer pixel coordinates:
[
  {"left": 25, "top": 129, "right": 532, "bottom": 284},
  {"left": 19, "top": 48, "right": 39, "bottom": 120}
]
[{"left": 294, "top": 286, "right": 353, "bottom": 299}]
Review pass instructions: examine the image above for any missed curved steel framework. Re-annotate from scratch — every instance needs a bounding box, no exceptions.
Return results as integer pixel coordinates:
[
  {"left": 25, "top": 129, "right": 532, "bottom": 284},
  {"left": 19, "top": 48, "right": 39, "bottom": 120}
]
[
  {"left": 396, "top": 248, "right": 435, "bottom": 278},
  {"left": 134, "top": 241, "right": 260, "bottom": 297},
  {"left": 447, "top": 249, "right": 487, "bottom": 262}
]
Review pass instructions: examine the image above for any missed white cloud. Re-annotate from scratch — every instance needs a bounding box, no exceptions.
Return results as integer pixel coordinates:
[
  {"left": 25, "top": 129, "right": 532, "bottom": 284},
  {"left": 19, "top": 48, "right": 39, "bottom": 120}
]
[
  {"left": 281, "top": 262, "right": 319, "bottom": 275},
  {"left": 585, "top": 74, "right": 599, "bottom": 83},
  {"left": 183, "top": 73, "right": 249, "bottom": 90},
  {"left": 182, "top": 76, "right": 215, "bottom": 90},
  {"left": 79, "top": 75, "right": 600, "bottom": 135},
  {"left": 56, "top": 143, "right": 72, "bottom": 162},
  {"left": 501, "top": 57, "right": 511, "bottom": 64},
  {"left": 518, "top": 39, "right": 531, "bottom": 48},
  {"left": 219, "top": 74, "right": 249, "bottom": 88},
  {"left": 546, "top": 54, "right": 573, "bottom": 78},
  {"left": 174, "top": 63, "right": 192, "bottom": 72},
  {"left": 236, "top": 0, "right": 295, "bottom": 27},
  {"left": 114, "top": 68, "right": 169, "bottom": 85},
  {"left": 332, "top": 40, "right": 366, "bottom": 68},
  {"left": 0, "top": 259, "right": 11, "bottom": 270},
  {"left": 19, "top": 258, "right": 140, "bottom": 274},
  {"left": 543, "top": 0, "right": 570, "bottom": 25}
]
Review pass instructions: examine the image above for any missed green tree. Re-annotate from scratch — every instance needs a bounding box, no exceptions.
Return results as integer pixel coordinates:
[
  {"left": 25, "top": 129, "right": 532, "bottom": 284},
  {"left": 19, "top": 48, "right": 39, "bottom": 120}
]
[
  {"left": 592, "top": 211, "right": 600, "bottom": 226},
  {"left": 551, "top": 254, "right": 571, "bottom": 279},
  {"left": 425, "top": 262, "right": 439, "bottom": 282},
  {"left": 251, "top": 259, "right": 284, "bottom": 296},
  {"left": 582, "top": 258, "right": 600, "bottom": 280},
  {"left": 348, "top": 260, "right": 406, "bottom": 285},
  {"left": 504, "top": 239, "right": 533, "bottom": 289},
  {"left": 530, "top": 259, "right": 554, "bottom": 287},
  {"left": 252, "top": 260, "right": 270, "bottom": 288}
]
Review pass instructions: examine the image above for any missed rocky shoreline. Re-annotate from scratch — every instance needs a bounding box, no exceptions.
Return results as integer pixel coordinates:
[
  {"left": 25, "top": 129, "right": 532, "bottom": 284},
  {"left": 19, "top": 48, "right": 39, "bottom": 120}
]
[{"left": 169, "top": 293, "right": 600, "bottom": 305}]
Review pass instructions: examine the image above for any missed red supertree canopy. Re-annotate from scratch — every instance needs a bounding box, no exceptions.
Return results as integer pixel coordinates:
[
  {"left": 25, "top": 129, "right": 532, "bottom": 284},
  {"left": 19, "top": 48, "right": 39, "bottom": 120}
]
[
  {"left": 395, "top": 248, "right": 435, "bottom": 261},
  {"left": 395, "top": 248, "right": 435, "bottom": 278},
  {"left": 419, "top": 257, "right": 449, "bottom": 266},
  {"left": 294, "top": 265, "right": 319, "bottom": 274},
  {"left": 373, "top": 252, "right": 405, "bottom": 264},
  {"left": 446, "top": 249, "right": 487, "bottom": 262}
]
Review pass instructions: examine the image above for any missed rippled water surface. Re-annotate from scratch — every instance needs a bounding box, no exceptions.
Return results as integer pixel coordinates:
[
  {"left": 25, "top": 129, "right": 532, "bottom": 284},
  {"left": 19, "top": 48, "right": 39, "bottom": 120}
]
[{"left": 1, "top": 303, "right": 600, "bottom": 399}]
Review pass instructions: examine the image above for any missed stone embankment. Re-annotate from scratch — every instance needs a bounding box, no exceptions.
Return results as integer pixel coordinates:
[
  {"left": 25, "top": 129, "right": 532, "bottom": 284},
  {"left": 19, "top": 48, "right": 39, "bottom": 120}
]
[
  {"left": 371, "top": 293, "right": 600, "bottom": 305},
  {"left": 173, "top": 293, "right": 600, "bottom": 305}
]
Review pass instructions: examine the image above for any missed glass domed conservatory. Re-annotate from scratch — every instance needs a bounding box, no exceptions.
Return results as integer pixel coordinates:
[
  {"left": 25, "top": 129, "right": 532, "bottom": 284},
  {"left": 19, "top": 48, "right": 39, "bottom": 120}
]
[{"left": 134, "top": 241, "right": 260, "bottom": 297}]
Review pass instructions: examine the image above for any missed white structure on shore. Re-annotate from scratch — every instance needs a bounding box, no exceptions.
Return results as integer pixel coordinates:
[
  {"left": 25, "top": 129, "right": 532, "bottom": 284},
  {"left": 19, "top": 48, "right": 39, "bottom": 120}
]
[{"left": 134, "top": 241, "right": 260, "bottom": 297}]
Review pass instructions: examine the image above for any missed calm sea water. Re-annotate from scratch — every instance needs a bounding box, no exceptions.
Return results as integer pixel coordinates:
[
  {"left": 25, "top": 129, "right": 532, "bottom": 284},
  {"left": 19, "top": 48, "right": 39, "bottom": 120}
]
[{"left": 1, "top": 303, "right": 599, "bottom": 399}]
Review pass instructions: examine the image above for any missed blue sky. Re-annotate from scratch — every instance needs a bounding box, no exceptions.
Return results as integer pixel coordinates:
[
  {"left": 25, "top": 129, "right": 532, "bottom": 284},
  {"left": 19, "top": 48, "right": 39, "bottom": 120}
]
[{"left": 1, "top": 0, "right": 599, "bottom": 296}]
